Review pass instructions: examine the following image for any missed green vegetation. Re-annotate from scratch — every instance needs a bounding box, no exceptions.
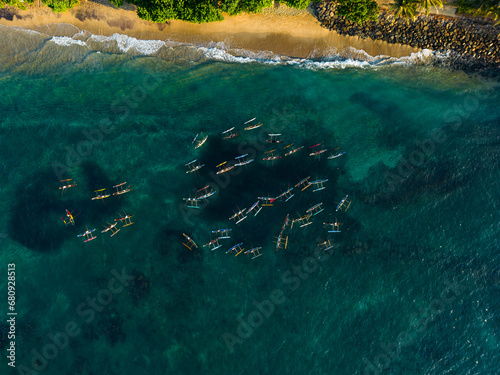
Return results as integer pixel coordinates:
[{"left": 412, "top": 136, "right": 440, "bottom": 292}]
[
  {"left": 110, "top": 0, "right": 277, "bottom": 24},
  {"left": 0, "top": 0, "right": 33, "bottom": 10},
  {"left": 457, "top": 0, "right": 500, "bottom": 23},
  {"left": 1, "top": 0, "right": 80, "bottom": 13},
  {"left": 390, "top": 0, "right": 447, "bottom": 22},
  {"left": 281, "top": 0, "right": 317, "bottom": 9},
  {"left": 335, "top": 0, "right": 379, "bottom": 24},
  {"left": 390, "top": 0, "right": 418, "bottom": 22},
  {"left": 0, "top": 0, "right": 317, "bottom": 22},
  {"left": 417, "top": 0, "right": 443, "bottom": 14},
  {"left": 41, "top": 0, "right": 79, "bottom": 12}
]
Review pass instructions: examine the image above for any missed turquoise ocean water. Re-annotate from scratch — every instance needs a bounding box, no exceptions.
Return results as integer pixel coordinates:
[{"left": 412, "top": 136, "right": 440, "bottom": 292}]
[{"left": 0, "top": 25, "right": 499, "bottom": 375}]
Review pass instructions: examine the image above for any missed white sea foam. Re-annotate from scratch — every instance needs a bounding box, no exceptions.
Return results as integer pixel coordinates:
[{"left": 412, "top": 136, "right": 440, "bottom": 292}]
[
  {"left": 5, "top": 25, "right": 446, "bottom": 69},
  {"left": 88, "top": 33, "right": 165, "bottom": 55},
  {"left": 50, "top": 36, "right": 87, "bottom": 47}
]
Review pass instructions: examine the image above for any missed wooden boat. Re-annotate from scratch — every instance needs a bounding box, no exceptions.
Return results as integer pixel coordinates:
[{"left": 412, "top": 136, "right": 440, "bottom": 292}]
[
  {"left": 101, "top": 222, "right": 120, "bottom": 237},
  {"left": 112, "top": 182, "right": 132, "bottom": 196},
  {"left": 336, "top": 195, "right": 351, "bottom": 212},
  {"left": 182, "top": 233, "right": 198, "bottom": 250},
  {"left": 59, "top": 179, "right": 77, "bottom": 194},
  {"left": 77, "top": 227, "right": 97, "bottom": 243},
  {"left": 92, "top": 188, "right": 110, "bottom": 200}
]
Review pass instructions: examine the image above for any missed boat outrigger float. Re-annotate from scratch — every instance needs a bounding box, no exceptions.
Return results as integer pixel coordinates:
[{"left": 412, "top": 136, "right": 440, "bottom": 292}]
[
  {"left": 77, "top": 227, "right": 97, "bottom": 242},
  {"left": 59, "top": 179, "right": 77, "bottom": 194},
  {"left": 258, "top": 196, "right": 275, "bottom": 207}
]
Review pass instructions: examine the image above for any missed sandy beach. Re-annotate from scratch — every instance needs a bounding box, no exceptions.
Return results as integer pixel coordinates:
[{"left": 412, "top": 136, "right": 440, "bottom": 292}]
[{"left": 0, "top": 1, "right": 419, "bottom": 59}]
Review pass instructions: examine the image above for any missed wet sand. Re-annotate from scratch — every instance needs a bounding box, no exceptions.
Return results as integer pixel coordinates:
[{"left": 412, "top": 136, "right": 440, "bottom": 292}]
[{"left": 0, "top": 1, "right": 419, "bottom": 58}]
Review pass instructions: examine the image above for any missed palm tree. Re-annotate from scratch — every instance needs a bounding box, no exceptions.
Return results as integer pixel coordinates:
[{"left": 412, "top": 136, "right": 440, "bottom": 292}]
[
  {"left": 390, "top": 0, "right": 418, "bottom": 22},
  {"left": 417, "top": 0, "right": 444, "bottom": 15}
]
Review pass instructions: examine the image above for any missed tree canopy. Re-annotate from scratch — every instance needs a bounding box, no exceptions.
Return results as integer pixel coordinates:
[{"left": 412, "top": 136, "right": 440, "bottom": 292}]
[{"left": 335, "top": 0, "right": 380, "bottom": 24}]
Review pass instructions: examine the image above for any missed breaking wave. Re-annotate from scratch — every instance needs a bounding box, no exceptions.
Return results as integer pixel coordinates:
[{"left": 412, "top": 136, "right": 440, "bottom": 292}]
[{"left": 0, "top": 24, "right": 446, "bottom": 71}]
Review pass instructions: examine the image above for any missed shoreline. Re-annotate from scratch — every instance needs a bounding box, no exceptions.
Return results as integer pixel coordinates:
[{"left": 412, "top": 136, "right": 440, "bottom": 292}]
[
  {"left": 0, "top": 1, "right": 420, "bottom": 60},
  {"left": 313, "top": 1, "right": 500, "bottom": 73}
]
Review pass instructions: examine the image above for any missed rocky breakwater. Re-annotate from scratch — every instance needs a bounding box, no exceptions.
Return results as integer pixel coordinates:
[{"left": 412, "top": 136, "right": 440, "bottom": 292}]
[{"left": 313, "top": 0, "right": 500, "bottom": 72}]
